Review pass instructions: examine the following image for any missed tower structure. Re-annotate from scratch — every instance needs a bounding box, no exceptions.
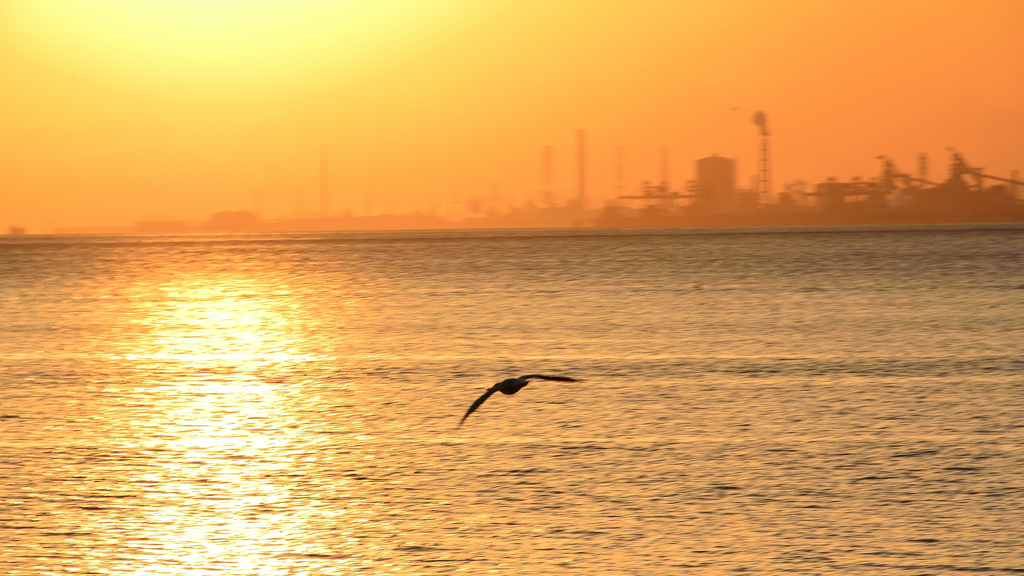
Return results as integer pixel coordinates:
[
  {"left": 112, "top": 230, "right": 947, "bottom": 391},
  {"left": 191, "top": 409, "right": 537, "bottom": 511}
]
[{"left": 753, "top": 111, "right": 771, "bottom": 203}]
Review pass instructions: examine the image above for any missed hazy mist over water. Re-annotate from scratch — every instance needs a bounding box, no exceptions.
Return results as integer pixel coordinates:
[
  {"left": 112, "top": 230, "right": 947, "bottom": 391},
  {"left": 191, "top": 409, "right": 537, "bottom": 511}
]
[{"left": 1, "top": 225, "right": 1023, "bottom": 574}]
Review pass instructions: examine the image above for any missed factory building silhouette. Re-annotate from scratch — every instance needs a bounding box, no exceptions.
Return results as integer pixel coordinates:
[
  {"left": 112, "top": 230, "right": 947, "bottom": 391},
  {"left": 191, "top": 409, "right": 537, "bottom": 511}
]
[
  {"left": 601, "top": 112, "right": 1024, "bottom": 227},
  {"left": 31, "top": 117, "right": 1024, "bottom": 235}
]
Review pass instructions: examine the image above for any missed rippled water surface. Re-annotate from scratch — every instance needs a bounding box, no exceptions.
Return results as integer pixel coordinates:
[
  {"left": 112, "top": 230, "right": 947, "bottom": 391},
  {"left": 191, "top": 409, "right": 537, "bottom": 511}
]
[{"left": 2, "top": 225, "right": 1023, "bottom": 574}]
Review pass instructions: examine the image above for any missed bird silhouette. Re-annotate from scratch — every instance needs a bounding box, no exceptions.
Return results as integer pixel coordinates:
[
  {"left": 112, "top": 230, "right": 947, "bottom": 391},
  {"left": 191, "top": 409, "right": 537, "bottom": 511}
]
[{"left": 459, "top": 374, "right": 580, "bottom": 426}]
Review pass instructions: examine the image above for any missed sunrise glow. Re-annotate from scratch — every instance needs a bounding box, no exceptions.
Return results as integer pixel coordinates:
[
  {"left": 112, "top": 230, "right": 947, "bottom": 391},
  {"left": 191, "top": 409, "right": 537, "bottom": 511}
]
[
  {"left": 4, "top": 0, "right": 459, "bottom": 95},
  {"left": 0, "top": 1, "right": 1021, "bottom": 232}
]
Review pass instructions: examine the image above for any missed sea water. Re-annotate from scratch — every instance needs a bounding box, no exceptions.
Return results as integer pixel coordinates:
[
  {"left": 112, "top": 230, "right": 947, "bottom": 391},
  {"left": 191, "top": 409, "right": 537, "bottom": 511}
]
[{"left": 1, "top": 225, "right": 1022, "bottom": 574}]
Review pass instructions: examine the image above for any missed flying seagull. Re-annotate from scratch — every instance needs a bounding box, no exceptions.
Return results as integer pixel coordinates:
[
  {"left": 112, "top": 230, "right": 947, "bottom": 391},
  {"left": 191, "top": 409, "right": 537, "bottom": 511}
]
[{"left": 459, "top": 374, "right": 580, "bottom": 426}]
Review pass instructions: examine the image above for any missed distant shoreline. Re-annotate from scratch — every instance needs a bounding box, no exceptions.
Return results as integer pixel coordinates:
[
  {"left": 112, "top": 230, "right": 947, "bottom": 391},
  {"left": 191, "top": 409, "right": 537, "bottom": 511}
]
[{"left": 38, "top": 206, "right": 1024, "bottom": 236}]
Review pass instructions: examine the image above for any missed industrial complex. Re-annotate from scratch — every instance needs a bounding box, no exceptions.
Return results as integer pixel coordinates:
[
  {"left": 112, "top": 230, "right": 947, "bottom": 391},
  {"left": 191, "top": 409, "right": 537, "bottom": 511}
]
[
  {"left": 598, "top": 112, "right": 1024, "bottom": 227},
  {"left": 16, "top": 113, "right": 1024, "bottom": 235},
  {"left": 599, "top": 148, "right": 1024, "bottom": 227}
]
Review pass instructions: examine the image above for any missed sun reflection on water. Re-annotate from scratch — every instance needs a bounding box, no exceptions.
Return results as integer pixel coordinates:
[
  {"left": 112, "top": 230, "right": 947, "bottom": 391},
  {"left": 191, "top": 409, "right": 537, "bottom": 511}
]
[
  {"left": 4, "top": 231, "right": 1024, "bottom": 573},
  {"left": 96, "top": 274, "right": 365, "bottom": 573}
]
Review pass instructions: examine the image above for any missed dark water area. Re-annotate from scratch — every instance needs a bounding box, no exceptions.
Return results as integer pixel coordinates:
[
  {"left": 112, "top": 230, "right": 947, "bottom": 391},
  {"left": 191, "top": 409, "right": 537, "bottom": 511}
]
[{"left": 2, "top": 224, "right": 1023, "bottom": 574}]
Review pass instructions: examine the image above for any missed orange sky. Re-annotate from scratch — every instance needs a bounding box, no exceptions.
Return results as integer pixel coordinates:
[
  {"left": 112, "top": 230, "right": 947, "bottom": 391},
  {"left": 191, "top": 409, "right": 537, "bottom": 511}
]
[{"left": 1, "top": 0, "right": 1023, "bottom": 230}]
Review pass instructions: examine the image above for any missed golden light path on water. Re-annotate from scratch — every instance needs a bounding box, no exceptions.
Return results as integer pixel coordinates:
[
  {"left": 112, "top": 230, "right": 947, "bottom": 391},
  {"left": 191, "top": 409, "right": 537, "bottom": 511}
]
[
  {"left": 96, "top": 272, "right": 376, "bottom": 574},
  {"left": 2, "top": 229, "right": 1023, "bottom": 574}
]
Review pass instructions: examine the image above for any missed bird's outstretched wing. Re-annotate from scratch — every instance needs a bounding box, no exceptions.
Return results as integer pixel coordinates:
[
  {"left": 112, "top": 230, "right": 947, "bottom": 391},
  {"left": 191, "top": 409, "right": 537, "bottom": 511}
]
[
  {"left": 519, "top": 374, "right": 579, "bottom": 382},
  {"left": 459, "top": 387, "right": 497, "bottom": 426}
]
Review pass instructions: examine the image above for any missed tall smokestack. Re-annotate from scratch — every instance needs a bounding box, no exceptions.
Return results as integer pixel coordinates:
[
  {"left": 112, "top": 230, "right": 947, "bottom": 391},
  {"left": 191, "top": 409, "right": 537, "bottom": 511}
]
[
  {"left": 319, "top": 144, "right": 329, "bottom": 218},
  {"left": 577, "top": 129, "right": 587, "bottom": 208},
  {"left": 753, "top": 111, "right": 771, "bottom": 200}
]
